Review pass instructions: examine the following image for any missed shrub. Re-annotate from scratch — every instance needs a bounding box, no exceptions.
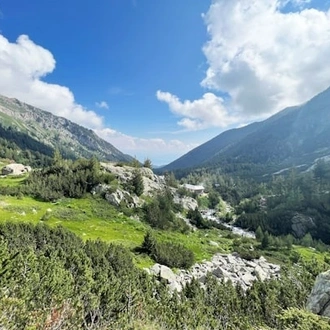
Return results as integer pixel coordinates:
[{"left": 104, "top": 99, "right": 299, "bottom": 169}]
[{"left": 141, "top": 232, "right": 194, "bottom": 269}]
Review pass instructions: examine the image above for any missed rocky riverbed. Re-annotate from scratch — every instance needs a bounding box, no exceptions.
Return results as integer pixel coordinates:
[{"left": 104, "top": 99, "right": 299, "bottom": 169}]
[{"left": 202, "top": 209, "right": 256, "bottom": 239}]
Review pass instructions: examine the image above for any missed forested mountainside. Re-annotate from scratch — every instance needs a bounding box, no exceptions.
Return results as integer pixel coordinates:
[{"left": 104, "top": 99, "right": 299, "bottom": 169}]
[
  {"left": 1, "top": 154, "right": 330, "bottom": 329},
  {"left": 1, "top": 88, "right": 330, "bottom": 328},
  {"left": 0, "top": 94, "right": 133, "bottom": 164},
  {"left": 163, "top": 86, "right": 330, "bottom": 178}
]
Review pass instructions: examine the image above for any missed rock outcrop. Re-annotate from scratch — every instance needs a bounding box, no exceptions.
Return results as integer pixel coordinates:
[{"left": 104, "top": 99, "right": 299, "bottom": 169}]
[
  {"left": 98, "top": 162, "right": 200, "bottom": 211},
  {"left": 149, "top": 253, "right": 280, "bottom": 293},
  {"left": 173, "top": 195, "right": 198, "bottom": 210},
  {"left": 307, "top": 270, "right": 330, "bottom": 317},
  {"left": 1, "top": 163, "right": 31, "bottom": 176},
  {"left": 291, "top": 213, "right": 316, "bottom": 238},
  {"left": 100, "top": 162, "right": 167, "bottom": 196}
]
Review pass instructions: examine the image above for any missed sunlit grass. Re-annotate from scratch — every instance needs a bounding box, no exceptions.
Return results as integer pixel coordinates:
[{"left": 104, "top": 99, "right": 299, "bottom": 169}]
[
  {"left": 0, "top": 173, "right": 29, "bottom": 186},
  {"left": 295, "top": 246, "right": 328, "bottom": 263},
  {"left": 0, "top": 194, "right": 236, "bottom": 266}
]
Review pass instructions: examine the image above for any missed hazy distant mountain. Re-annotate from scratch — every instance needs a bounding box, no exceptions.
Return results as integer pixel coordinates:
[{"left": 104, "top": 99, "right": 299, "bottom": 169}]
[
  {"left": 162, "top": 86, "right": 330, "bottom": 176},
  {"left": 0, "top": 95, "right": 133, "bottom": 162}
]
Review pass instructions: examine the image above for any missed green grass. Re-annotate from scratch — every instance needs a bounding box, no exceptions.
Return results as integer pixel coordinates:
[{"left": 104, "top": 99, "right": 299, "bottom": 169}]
[
  {"left": 155, "top": 229, "right": 234, "bottom": 262},
  {"left": 2, "top": 174, "right": 325, "bottom": 269},
  {"left": 0, "top": 192, "right": 237, "bottom": 266},
  {"left": 0, "top": 196, "right": 145, "bottom": 245},
  {"left": 0, "top": 173, "right": 29, "bottom": 186},
  {"left": 294, "top": 246, "right": 329, "bottom": 263}
]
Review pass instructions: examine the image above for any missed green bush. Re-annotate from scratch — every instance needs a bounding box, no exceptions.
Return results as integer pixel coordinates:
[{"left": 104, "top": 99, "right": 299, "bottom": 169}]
[{"left": 141, "top": 232, "right": 195, "bottom": 269}]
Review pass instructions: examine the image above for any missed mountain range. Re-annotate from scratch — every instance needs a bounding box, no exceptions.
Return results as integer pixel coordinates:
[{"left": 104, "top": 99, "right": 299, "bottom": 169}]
[
  {"left": 0, "top": 95, "right": 133, "bottom": 163},
  {"left": 163, "top": 86, "right": 330, "bottom": 177}
]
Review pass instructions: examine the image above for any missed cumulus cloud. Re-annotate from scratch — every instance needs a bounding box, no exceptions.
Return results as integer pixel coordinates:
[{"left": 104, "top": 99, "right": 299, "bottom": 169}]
[
  {"left": 95, "top": 128, "right": 198, "bottom": 163},
  {"left": 157, "top": 0, "right": 330, "bottom": 131},
  {"left": 95, "top": 101, "right": 109, "bottom": 109},
  {"left": 202, "top": 0, "right": 330, "bottom": 117},
  {"left": 156, "top": 90, "right": 237, "bottom": 130},
  {"left": 0, "top": 33, "right": 194, "bottom": 163},
  {"left": 0, "top": 34, "right": 103, "bottom": 128}
]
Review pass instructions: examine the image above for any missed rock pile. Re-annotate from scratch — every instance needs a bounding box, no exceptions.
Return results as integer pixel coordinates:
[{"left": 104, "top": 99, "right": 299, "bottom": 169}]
[{"left": 148, "top": 253, "right": 280, "bottom": 292}]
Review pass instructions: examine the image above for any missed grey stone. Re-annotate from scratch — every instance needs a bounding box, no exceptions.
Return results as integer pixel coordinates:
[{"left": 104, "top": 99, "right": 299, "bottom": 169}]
[
  {"left": 291, "top": 213, "right": 316, "bottom": 238},
  {"left": 150, "top": 263, "right": 161, "bottom": 276},
  {"left": 241, "top": 273, "right": 256, "bottom": 286},
  {"left": 168, "top": 281, "right": 182, "bottom": 293},
  {"left": 253, "top": 265, "right": 268, "bottom": 281},
  {"left": 147, "top": 253, "right": 280, "bottom": 293},
  {"left": 1, "top": 163, "right": 31, "bottom": 176},
  {"left": 307, "top": 270, "right": 330, "bottom": 317},
  {"left": 159, "top": 265, "right": 176, "bottom": 283}
]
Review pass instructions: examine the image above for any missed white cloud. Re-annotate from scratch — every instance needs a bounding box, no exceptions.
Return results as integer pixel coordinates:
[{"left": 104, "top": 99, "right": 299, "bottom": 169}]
[
  {"left": 156, "top": 90, "right": 237, "bottom": 130},
  {"left": 0, "top": 33, "right": 194, "bottom": 164},
  {"left": 157, "top": 0, "right": 330, "bottom": 131},
  {"left": 0, "top": 34, "right": 103, "bottom": 128},
  {"left": 95, "top": 101, "right": 109, "bottom": 109},
  {"left": 201, "top": 0, "right": 330, "bottom": 117},
  {"left": 95, "top": 127, "right": 198, "bottom": 163}
]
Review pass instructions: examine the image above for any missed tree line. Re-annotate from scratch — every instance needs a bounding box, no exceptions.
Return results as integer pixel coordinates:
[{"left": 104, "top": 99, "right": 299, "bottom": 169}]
[{"left": 1, "top": 222, "right": 330, "bottom": 329}]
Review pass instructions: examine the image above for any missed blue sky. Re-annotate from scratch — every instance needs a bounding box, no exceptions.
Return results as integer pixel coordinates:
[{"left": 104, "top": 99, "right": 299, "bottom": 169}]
[{"left": 0, "top": 0, "right": 330, "bottom": 164}]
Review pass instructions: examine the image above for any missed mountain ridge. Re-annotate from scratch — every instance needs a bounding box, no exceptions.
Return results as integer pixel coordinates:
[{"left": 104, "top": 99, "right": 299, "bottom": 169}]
[
  {"left": 0, "top": 94, "right": 133, "bottom": 163},
  {"left": 162, "top": 86, "right": 330, "bottom": 176}
]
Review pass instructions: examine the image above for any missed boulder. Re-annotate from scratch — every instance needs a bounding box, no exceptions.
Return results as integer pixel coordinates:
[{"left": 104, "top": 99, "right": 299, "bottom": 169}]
[
  {"left": 150, "top": 264, "right": 176, "bottom": 284},
  {"left": 307, "top": 270, "right": 330, "bottom": 317},
  {"left": 105, "top": 189, "right": 138, "bottom": 208},
  {"left": 105, "top": 189, "right": 125, "bottom": 207},
  {"left": 241, "top": 273, "right": 256, "bottom": 286},
  {"left": 291, "top": 213, "right": 316, "bottom": 238},
  {"left": 150, "top": 263, "right": 161, "bottom": 276},
  {"left": 168, "top": 281, "right": 183, "bottom": 292},
  {"left": 1, "top": 163, "right": 31, "bottom": 175},
  {"left": 148, "top": 253, "right": 280, "bottom": 293},
  {"left": 173, "top": 195, "right": 198, "bottom": 210},
  {"left": 159, "top": 265, "right": 177, "bottom": 283},
  {"left": 212, "top": 267, "right": 231, "bottom": 280},
  {"left": 253, "top": 265, "right": 268, "bottom": 281}
]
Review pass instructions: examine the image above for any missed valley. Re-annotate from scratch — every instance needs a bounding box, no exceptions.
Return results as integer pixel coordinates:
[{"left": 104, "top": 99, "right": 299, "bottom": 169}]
[
  {"left": 1, "top": 151, "right": 330, "bottom": 328},
  {"left": 1, "top": 89, "right": 330, "bottom": 329}
]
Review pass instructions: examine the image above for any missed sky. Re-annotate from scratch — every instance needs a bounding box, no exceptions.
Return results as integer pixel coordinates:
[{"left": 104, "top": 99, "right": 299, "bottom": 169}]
[{"left": 0, "top": 0, "right": 330, "bottom": 165}]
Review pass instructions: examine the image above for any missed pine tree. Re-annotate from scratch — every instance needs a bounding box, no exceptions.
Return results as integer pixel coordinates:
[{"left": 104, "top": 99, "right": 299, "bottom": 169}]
[
  {"left": 261, "top": 231, "right": 270, "bottom": 249},
  {"left": 143, "top": 158, "right": 152, "bottom": 169},
  {"left": 255, "top": 226, "right": 264, "bottom": 242},
  {"left": 52, "top": 148, "right": 63, "bottom": 166},
  {"left": 131, "top": 170, "right": 144, "bottom": 196}
]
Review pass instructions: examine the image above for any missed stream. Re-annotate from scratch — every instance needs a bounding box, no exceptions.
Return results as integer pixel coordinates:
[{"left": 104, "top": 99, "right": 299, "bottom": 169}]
[{"left": 202, "top": 209, "right": 256, "bottom": 239}]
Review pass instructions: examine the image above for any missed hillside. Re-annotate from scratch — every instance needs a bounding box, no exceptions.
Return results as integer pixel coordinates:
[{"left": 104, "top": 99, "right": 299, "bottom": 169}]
[
  {"left": 0, "top": 94, "right": 133, "bottom": 163},
  {"left": 1, "top": 158, "right": 330, "bottom": 329},
  {"left": 163, "top": 86, "right": 330, "bottom": 176}
]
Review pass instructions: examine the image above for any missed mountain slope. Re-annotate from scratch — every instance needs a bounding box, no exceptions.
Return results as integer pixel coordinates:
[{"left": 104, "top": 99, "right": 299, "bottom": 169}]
[
  {"left": 0, "top": 95, "right": 133, "bottom": 162},
  {"left": 163, "top": 86, "right": 330, "bottom": 175},
  {"left": 162, "top": 121, "right": 262, "bottom": 172}
]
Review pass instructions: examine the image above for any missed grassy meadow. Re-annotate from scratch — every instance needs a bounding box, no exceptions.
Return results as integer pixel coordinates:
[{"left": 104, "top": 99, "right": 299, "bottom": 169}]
[{"left": 0, "top": 171, "right": 328, "bottom": 269}]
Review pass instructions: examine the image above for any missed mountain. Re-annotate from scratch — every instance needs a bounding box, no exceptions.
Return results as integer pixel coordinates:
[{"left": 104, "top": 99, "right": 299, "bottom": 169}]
[
  {"left": 0, "top": 95, "right": 133, "bottom": 163},
  {"left": 163, "top": 86, "right": 330, "bottom": 176}
]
